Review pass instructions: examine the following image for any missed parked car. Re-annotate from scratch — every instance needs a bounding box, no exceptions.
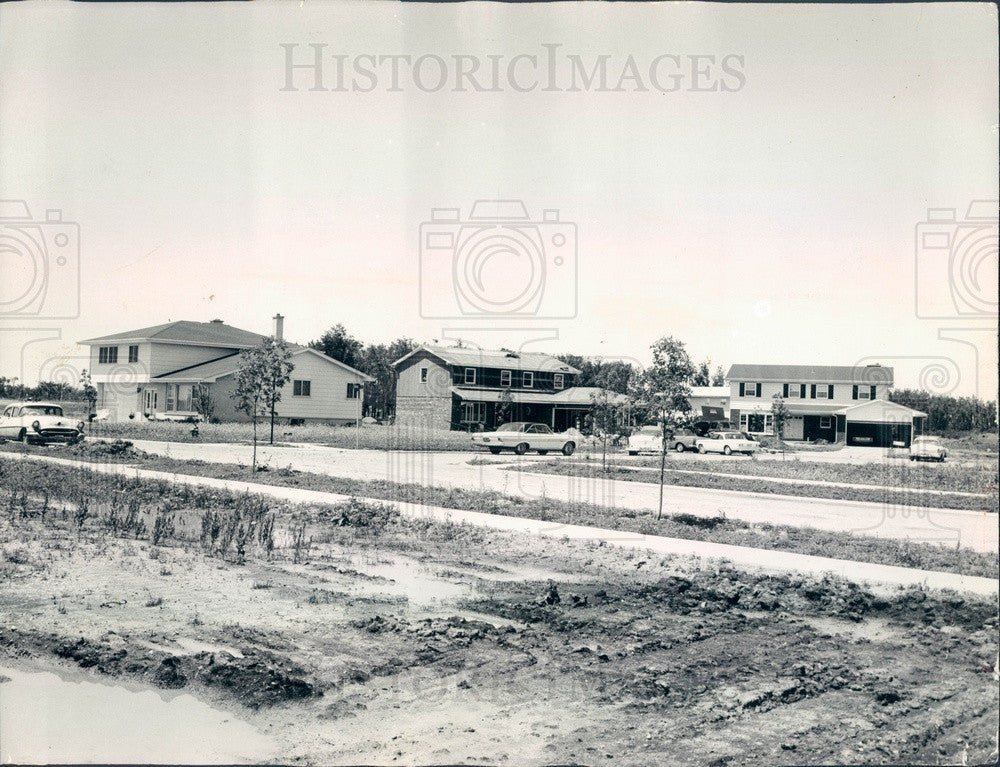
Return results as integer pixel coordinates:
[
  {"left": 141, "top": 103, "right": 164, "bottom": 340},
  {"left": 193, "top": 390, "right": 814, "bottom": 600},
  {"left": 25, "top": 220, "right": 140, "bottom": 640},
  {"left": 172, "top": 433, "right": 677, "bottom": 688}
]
[
  {"left": 627, "top": 425, "right": 701, "bottom": 455},
  {"left": 909, "top": 436, "right": 948, "bottom": 462},
  {"left": 694, "top": 430, "right": 758, "bottom": 456},
  {"left": 471, "top": 422, "right": 577, "bottom": 456},
  {"left": 0, "top": 402, "right": 85, "bottom": 445},
  {"left": 626, "top": 425, "right": 663, "bottom": 455}
]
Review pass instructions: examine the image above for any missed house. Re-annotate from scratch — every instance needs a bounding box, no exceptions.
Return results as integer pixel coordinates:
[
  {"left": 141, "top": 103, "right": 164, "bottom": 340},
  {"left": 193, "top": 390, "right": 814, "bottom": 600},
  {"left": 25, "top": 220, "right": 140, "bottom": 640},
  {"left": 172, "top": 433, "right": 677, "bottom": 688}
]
[
  {"left": 393, "top": 344, "right": 622, "bottom": 431},
  {"left": 726, "top": 363, "right": 927, "bottom": 447},
  {"left": 80, "top": 315, "right": 372, "bottom": 425}
]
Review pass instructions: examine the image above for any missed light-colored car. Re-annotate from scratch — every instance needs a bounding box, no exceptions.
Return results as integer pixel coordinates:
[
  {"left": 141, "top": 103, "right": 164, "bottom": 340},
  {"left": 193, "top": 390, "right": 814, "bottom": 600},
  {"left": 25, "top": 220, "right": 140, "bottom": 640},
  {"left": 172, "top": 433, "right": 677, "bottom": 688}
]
[
  {"left": 627, "top": 426, "right": 700, "bottom": 455},
  {"left": 471, "top": 422, "right": 577, "bottom": 456},
  {"left": 694, "top": 430, "right": 758, "bottom": 456},
  {"left": 627, "top": 425, "right": 663, "bottom": 455},
  {"left": 0, "top": 402, "right": 85, "bottom": 445},
  {"left": 909, "top": 436, "right": 948, "bottom": 462}
]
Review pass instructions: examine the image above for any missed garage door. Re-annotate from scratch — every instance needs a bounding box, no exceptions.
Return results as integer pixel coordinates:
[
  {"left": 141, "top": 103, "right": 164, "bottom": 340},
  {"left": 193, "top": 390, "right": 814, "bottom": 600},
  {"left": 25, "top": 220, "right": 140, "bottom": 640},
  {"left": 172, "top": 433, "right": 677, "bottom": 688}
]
[{"left": 846, "top": 422, "right": 912, "bottom": 448}]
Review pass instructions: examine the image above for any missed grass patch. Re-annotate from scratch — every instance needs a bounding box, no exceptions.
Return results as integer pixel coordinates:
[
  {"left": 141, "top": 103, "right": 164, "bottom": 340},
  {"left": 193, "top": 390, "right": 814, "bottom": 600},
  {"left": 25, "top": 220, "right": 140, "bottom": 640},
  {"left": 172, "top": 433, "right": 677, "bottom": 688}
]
[{"left": 518, "top": 459, "right": 997, "bottom": 513}]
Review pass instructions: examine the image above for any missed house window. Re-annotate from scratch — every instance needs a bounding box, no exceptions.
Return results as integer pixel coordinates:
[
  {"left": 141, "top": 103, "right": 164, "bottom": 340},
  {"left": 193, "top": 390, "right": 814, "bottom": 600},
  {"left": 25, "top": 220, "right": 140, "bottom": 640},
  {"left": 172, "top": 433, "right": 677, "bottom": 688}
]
[
  {"left": 293, "top": 380, "right": 311, "bottom": 397},
  {"left": 523, "top": 372, "right": 534, "bottom": 388},
  {"left": 740, "top": 413, "right": 774, "bottom": 435},
  {"left": 741, "top": 382, "right": 759, "bottom": 397},
  {"left": 816, "top": 386, "right": 829, "bottom": 399},
  {"left": 420, "top": 367, "right": 428, "bottom": 383},
  {"left": 461, "top": 402, "right": 486, "bottom": 423},
  {"left": 785, "top": 384, "right": 801, "bottom": 399},
  {"left": 820, "top": 416, "right": 833, "bottom": 429},
  {"left": 98, "top": 346, "right": 118, "bottom": 364},
  {"left": 346, "top": 383, "right": 362, "bottom": 399},
  {"left": 553, "top": 373, "right": 564, "bottom": 390},
  {"left": 858, "top": 388, "right": 871, "bottom": 400},
  {"left": 500, "top": 370, "right": 512, "bottom": 387},
  {"left": 464, "top": 367, "right": 476, "bottom": 385},
  {"left": 128, "top": 345, "right": 139, "bottom": 363}
]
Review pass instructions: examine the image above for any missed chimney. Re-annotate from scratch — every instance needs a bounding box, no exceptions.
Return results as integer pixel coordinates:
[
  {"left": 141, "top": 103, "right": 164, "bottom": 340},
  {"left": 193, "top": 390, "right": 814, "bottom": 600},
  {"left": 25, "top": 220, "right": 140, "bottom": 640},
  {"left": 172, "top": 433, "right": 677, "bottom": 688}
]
[
  {"left": 272, "top": 313, "right": 284, "bottom": 340},
  {"left": 210, "top": 319, "right": 224, "bottom": 324}
]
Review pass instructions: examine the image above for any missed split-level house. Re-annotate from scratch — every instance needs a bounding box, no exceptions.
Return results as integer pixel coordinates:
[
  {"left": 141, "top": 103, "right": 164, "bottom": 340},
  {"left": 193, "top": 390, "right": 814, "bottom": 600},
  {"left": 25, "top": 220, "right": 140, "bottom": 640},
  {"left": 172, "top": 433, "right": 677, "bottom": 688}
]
[
  {"left": 393, "top": 344, "right": 621, "bottom": 431},
  {"left": 80, "top": 315, "right": 372, "bottom": 424},
  {"left": 726, "top": 363, "right": 927, "bottom": 447}
]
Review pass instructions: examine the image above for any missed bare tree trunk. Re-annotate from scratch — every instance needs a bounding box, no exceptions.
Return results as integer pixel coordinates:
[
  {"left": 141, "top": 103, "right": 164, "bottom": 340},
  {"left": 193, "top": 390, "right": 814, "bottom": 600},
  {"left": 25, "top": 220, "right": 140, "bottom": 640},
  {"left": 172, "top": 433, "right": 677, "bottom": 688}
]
[
  {"left": 657, "top": 418, "right": 667, "bottom": 520},
  {"left": 252, "top": 415, "right": 258, "bottom": 472}
]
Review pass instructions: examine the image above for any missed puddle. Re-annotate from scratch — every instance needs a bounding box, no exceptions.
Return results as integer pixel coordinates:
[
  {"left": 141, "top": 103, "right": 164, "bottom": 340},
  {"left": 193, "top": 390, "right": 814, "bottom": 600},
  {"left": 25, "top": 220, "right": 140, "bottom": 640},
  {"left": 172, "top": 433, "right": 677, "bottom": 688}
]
[
  {"left": 345, "top": 554, "right": 474, "bottom": 607},
  {"left": 0, "top": 664, "right": 274, "bottom": 764}
]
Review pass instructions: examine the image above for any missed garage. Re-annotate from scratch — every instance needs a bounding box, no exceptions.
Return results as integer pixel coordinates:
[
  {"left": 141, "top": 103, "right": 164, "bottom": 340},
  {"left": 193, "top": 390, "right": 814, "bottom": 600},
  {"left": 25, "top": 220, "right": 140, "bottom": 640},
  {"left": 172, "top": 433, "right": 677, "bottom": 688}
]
[{"left": 841, "top": 400, "right": 927, "bottom": 448}]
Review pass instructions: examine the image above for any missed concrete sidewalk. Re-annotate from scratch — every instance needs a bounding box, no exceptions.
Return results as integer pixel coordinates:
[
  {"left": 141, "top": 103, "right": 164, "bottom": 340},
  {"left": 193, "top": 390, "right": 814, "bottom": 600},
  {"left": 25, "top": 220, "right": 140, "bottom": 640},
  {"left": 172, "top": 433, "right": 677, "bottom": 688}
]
[{"left": 8, "top": 452, "right": 997, "bottom": 597}]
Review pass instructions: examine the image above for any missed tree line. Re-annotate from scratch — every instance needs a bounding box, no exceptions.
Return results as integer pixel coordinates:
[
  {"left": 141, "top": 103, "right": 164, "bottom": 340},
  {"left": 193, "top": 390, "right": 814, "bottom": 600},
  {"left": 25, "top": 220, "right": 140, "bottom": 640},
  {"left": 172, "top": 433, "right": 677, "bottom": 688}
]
[{"left": 888, "top": 389, "right": 998, "bottom": 433}]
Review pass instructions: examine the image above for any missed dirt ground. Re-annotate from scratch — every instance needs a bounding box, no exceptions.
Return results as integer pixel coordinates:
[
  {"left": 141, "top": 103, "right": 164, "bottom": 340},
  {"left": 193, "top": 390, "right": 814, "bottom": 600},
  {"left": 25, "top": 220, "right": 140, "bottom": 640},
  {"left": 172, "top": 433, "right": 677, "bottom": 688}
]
[{"left": 1, "top": 488, "right": 997, "bottom": 767}]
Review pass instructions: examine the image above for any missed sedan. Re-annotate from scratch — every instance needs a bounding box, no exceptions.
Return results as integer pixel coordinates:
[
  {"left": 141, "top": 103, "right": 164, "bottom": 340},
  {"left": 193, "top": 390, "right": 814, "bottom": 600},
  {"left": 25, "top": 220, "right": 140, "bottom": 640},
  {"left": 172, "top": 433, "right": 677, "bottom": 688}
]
[
  {"left": 471, "top": 422, "right": 577, "bottom": 456},
  {"left": 694, "top": 430, "right": 758, "bottom": 456},
  {"left": 627, "top": 426, "right": 699, "bottom": 455},
  {"left": 909, "top": 436, "right": 948, "bottom": 462},
  {"left": 0, "top": 402, "right": 86, "bottom": 445}
]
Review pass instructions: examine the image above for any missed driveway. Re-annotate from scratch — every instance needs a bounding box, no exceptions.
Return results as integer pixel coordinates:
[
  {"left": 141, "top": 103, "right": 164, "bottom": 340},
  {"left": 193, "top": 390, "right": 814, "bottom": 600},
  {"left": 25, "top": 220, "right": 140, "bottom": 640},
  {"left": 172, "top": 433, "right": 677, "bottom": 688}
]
[{"left": 127, "top": 440, "right": 998, "bottom": 554}]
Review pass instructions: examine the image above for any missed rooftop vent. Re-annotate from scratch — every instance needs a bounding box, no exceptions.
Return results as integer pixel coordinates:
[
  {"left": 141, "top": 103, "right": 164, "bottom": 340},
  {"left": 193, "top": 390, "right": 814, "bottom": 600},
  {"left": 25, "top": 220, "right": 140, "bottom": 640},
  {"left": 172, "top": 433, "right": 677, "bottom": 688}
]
[{"left": 209, "top": 319, "right": 224, "bottom": 324}]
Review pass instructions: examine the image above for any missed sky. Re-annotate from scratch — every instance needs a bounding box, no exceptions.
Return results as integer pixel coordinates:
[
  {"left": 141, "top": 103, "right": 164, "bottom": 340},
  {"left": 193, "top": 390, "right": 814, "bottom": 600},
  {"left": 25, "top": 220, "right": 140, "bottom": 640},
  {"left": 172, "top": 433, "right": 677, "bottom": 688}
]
[{"left": 0, "top": 1, "right": 997, "bottom": 398}]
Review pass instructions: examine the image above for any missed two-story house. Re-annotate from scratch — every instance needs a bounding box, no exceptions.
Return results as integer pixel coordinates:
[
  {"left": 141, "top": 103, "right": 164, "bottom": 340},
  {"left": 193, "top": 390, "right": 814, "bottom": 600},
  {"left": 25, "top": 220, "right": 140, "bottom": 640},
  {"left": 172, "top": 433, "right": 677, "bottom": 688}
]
[
  {"left": 393, "top": 344, "right": 620, "bottom": 431},
  {"left": 80, "top": 315, "right": 372, "bottom": 425},
  {"left": 726, "top": 363, "right": 926, "bottom": 447}
]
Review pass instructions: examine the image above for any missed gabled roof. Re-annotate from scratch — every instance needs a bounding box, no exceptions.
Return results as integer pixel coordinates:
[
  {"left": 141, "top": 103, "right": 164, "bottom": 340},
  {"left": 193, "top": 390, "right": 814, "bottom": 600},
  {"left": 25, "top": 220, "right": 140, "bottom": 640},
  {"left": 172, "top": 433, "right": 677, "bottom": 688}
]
[
  {"left": 838, "top": 399, "right": 927, "bottom": 420},
  {"left": 80, "top": 320, "right": 271, "bottom": 348},
  {"left": 727, "top": 364, "right": 894, "bottom": 385},
  {"left": 395, "top": 344, "right": 581, "bottom": 374},
  {"left": 154, "top": 347, "right": 373, "bottom": 383}
]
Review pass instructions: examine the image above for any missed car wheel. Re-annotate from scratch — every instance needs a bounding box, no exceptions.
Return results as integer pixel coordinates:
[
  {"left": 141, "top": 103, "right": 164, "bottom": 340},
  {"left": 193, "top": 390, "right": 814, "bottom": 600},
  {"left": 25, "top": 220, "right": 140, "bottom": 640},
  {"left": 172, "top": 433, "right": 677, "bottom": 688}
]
[
  {"left": 628, "top": 450, "right": 638, "bottom": 456},
  {"left": 674, "top": 443, "right": 686, "bottom": 453},
  {"left": 514, "top": 442, "right": 529, "bottom": 456},
  {"left": 537, "top": 450, "right": 549, "bottom": 456},
  {"left": 488, "top": 448, "right": 501, "bottom": 455},
  {"left": 17, "top": 428, "right": 27, "bottom": 443},
  {"left": 909, "top": 456, "right": 915, "bottom": 461},
  {"left": 561, "top": 442, "right": 576, "bottom": 456},
  {"left": 723, "top": 446, "right": 732, "bottom": 456},
  {"left": 697, "top": 444, "right": 706, "bottom": 454}
]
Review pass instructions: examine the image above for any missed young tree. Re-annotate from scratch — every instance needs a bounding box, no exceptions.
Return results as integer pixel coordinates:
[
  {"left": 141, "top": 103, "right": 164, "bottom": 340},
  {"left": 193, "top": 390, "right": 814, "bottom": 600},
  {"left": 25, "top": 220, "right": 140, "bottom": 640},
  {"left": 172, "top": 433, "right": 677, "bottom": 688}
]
[
  {"left": 712, "top": 366, "right": 726, "bottom": 386},
  {"left": 771, "top": 393, "right": 790, "bottom": 451},
  {"left": 495, "top": 388, "right": 514, "bottom": 428},
  {"left": 79, "top": 370, "right": 97, "bottom": 421},
  {"left": 193, "top": 384, "right": 215, "bottom": 423},
  {"left": 231, "top": 338, "right": 294, "bottom": 470},
  {"left": 692, "top": 360, "right": 712, "bottom": 387},
  {"left": 630, "top": 337, "right": 695, "bottom": 519},
  {"left": 590, "top": 388, "right": 625, "bottom": 473}
]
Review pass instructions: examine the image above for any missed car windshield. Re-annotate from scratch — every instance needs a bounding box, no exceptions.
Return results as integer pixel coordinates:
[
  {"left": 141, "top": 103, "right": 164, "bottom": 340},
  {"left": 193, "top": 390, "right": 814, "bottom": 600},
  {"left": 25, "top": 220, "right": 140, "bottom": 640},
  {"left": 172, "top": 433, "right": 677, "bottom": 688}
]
[
  {"left": 496, "top": 423, "right": 529, "bottom": 432},
  {"left": 22, "top": 405, "right": 63, "bottom": 416},
  {"left": 914, "top": 437, "right": 940, "bottom": 444},
  {"left": 637, "top": 426, "right": 660, "bottom": 435}
]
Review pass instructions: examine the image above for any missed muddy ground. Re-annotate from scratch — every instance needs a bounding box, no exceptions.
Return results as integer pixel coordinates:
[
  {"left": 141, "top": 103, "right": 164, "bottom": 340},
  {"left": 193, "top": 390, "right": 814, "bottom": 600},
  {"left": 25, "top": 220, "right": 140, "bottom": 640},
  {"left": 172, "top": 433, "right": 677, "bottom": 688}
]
[{"left": 1, "top": 489, "right": 997, "bottom": 765}]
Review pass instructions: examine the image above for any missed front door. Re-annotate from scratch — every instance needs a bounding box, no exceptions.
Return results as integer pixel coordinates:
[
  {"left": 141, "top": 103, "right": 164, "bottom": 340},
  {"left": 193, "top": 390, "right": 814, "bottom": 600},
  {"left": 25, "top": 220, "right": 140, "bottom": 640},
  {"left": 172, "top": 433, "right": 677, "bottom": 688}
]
[{"left": 144, "top": 389, "right": 158, "bottom": 417}]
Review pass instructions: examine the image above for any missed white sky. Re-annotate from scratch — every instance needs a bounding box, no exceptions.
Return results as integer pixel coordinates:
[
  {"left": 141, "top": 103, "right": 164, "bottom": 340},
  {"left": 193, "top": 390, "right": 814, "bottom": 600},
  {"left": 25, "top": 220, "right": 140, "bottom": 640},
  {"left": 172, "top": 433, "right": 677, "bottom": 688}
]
[{"left": 1, "top": 1, "right": 997, "bottom": 397}]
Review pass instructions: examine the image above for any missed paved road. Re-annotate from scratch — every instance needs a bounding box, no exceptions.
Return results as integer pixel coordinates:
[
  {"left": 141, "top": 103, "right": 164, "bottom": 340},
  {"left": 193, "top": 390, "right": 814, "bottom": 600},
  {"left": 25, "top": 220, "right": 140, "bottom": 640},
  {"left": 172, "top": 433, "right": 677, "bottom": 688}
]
[
  {"left": 126, "top": 440, "right": 999, "bottom": 554},
  {"left": 9, "top": 452, "right": 997, "bottom": 596}
]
